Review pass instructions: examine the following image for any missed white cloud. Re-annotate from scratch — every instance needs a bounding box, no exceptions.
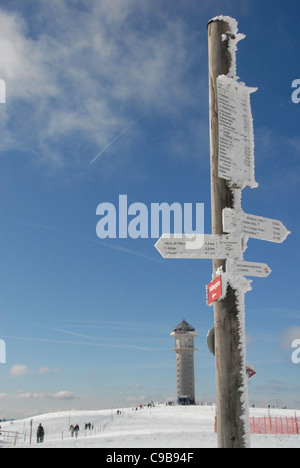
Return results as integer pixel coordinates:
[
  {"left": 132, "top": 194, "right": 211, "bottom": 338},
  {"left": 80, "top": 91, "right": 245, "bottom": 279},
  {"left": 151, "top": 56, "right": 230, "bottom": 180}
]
[
  {"left": 8, "top": 364, "right": 62, "bottom": 378},
  {"left": 0, "top": 390, "right": 82, "bottom": 400},
  {"left": 9, "top": 364, "right": 30, "bottom": 378},
  {"left": 126, "top": 395, "right": 147, "bottom": 404},
  {"left": 280, "top": 326, "right": 300, "bottom": 349},
  {"left": 17, "top": 390, "right": 82, "bottom": 401},
  {"left": 134, "top": 384, "right": 144, "bottom": 390},
  {"left": 37, "top": 366, "right": 61, "bottom": 375},
  {"left": 0, "top": 1, "right": 204, "bottom": 167},
  {"left": 0, "top": 11, "right": 57, "bottom": 100}
]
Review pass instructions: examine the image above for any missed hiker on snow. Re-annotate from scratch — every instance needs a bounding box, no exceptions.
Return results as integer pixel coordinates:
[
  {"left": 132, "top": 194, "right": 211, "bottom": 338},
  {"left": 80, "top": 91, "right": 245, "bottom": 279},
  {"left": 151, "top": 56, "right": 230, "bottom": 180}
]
[{"left": 37, "top": 423, "right": 44, "bottom": 443}]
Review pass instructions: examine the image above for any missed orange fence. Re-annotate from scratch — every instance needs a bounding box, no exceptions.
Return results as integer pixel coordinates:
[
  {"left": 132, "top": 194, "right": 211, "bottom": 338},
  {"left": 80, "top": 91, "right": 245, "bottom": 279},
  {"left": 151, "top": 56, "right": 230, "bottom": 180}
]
[
  {"left": 249, "top": 416, "right": 299, "bottom": 435},
  {"left": 215, "top": 415, "right": 299, "bottom": 435}
]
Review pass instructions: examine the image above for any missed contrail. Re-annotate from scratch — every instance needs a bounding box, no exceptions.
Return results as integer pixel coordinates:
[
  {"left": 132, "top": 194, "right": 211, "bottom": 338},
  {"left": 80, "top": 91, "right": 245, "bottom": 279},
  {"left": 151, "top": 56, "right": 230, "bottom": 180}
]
[
  {"left": 90, "top": 112, "right": 149, "bottom": 165},
  {"left": 9, "top": 218, "right": 164, "bottom": 264}
]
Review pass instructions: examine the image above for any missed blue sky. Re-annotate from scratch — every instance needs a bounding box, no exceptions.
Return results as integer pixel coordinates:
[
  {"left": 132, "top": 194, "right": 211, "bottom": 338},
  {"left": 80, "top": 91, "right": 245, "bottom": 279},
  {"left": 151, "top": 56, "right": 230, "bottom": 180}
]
[{"left": 0, "top": 0, "right": 300, "bottom": 419}]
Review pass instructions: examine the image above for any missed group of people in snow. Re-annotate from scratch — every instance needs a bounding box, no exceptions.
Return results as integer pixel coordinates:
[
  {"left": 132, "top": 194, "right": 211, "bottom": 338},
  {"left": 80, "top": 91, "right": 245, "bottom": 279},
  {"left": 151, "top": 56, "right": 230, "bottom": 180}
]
[
  {"left": 69, "top": 424, "right": 80, "bottom": 438},
  {"left": 84, "top": 422, "right": 94, "bottom": 430},
  {"left": 35, "top": 422, "right": 93, "bottom": 443}
]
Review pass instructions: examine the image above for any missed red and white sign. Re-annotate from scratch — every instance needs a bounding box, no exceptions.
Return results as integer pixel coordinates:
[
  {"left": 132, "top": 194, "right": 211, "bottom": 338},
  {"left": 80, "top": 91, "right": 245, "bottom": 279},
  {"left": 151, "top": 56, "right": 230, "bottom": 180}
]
[{"left": 206, "top": 275, "right": 222, "bottom": 306}]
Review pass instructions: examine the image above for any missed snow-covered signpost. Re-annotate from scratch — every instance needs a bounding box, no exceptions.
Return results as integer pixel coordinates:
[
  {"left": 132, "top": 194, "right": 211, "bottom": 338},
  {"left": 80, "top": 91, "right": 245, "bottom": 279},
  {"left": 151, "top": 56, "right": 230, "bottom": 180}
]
[
  {"left": 206, "top": 16, "right": 289, "bottom": 449},
  {"left": 0, "top": 78, "right": 5, "bottom": 365},
  {"left": 155, "top": 16, "right": 290, "bottom": 449}
]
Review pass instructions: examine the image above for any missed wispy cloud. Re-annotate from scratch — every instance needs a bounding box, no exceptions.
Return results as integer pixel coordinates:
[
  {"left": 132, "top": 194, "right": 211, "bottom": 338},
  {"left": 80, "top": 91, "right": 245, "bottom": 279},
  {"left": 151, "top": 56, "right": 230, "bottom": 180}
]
[
  {"left": 9, "top": 364, "right": 29, "bottom": 378},
  {"left": 18, "top": 390, "right": 83, "bottom": 401},
  {"left": 0, "top": 1, "right": 203, "bottom": 168},
  {"left": 9, "top": 218, "right": 165, "bottom": 264},
  {"left": 8, "top": 364, "right": 62, "bottom": 378},
  {"left": 0, "top": 390, "right": 83, "bottom": 401},
  {"left": 279, "top": 326, "right": 300, "bottom": 349},
  {"left": 4, "top": 330, "right": 167, "bottom": 353},
  {"left": 41, "top": 326, "right": 167, "bottom": 352}
]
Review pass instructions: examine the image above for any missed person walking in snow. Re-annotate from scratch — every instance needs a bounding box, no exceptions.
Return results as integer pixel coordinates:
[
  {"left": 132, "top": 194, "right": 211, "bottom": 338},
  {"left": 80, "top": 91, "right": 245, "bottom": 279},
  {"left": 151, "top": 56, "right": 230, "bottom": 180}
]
[
  {"left": 37, "top": 423, "right": 44, "bottom": 443},
  {"left": 69, "top": 424, "right": 75, "bottom": 438},
  {"left": 74, "top": 424, "right": 79, "bottom": 439}
]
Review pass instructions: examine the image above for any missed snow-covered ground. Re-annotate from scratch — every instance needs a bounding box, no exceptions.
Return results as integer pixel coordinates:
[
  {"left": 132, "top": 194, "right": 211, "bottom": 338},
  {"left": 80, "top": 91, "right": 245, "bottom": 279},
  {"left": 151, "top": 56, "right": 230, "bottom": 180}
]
[{"left": 1, "top": 405, "right": 300, "bottom": 448}]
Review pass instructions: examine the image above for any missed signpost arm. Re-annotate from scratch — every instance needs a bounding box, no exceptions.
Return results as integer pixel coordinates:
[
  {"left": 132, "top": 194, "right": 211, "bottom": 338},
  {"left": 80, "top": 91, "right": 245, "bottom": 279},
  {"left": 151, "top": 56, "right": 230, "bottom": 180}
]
[{"left": 208, "top": 18, "right": 250, "bottom": 448}]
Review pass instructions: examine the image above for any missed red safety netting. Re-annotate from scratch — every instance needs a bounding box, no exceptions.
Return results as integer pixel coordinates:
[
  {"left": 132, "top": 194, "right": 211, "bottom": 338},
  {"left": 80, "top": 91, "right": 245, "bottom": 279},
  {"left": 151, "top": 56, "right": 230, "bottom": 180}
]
[
  {"left": 249, "top": 416, "right": 299, "bottom": 435},
  {"left": 215, "top": 416, "right": 299, "bottom": 435}
]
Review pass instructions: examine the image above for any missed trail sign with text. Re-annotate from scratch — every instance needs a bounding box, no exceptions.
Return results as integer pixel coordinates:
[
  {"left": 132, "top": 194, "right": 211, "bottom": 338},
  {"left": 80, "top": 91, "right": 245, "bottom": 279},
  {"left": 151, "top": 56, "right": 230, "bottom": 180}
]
[
  {"left": 226, "top": 260, "right": 272, "bottom": 278},
  {"left": 155, "top": 234, "right": 241, "bottom": 259},
  {"left": 223, "top": 208, "right": 290, "bottom": 243},
  {"left": 217, "top": 75, "right": 258, "bottom": 189},
  {"left": 206, "top": 275, "right": 223, "bottom": 306}
]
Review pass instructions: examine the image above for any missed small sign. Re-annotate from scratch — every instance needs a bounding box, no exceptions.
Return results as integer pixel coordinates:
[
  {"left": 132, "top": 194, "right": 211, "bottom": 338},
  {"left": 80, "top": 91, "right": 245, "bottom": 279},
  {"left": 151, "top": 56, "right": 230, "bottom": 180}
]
[
  {"left": 246, "top": 365, "right": 257, "bottom": 380},
  {"left": 206, "top": 326, "right": 215, "bottom": 356},
  {"left": 155, "top": 234, "right": 241, "bottom": 259},
  {"left": 227, "top": 260, "right": 272, "bottom": 278},
  {"left": 217, "top": 75, "right": 258, "bottom": 189},
  {"left": 223, "top": 208, "right": 290, "bottom": 243},
  {"left": 206, "top": 275, "right": 223, "bottom": 306}
]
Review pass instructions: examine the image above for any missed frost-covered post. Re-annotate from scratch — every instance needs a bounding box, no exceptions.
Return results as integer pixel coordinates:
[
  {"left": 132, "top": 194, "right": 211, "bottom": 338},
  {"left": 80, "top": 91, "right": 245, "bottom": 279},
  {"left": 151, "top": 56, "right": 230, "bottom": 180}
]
[
  {"left": 155, "top": 13, "right": 289, "bottom": 450},
  {"left": 207, "top": 17, "right": 250, "bottom": 449}
]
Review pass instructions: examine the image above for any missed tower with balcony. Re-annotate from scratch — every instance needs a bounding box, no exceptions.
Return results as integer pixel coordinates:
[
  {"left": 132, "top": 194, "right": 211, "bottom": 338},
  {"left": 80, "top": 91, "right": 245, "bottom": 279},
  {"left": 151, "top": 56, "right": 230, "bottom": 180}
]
[{"left": 171, "top": 319, "right": 198, "bottom": 405}]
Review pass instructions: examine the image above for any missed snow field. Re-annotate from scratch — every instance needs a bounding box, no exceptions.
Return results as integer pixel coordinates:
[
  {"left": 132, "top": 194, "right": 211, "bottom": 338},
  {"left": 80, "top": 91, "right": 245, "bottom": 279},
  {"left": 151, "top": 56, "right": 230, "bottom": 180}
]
[{"left": 1, "top": 405, "right": 300, "bottom": 448}]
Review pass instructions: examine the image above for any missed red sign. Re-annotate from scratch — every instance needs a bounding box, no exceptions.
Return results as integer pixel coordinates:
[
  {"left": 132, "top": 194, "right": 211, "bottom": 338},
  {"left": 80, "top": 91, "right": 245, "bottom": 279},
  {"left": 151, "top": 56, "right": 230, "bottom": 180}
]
[{"left": 206, "top": 275, "right": 222, "bottom": 306}]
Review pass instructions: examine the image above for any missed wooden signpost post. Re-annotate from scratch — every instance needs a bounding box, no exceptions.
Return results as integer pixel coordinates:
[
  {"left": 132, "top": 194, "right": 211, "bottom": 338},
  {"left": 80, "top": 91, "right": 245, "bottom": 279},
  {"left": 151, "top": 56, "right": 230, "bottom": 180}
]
[{"left": 155, "top": 16, "right": 290, "bottom": 448}]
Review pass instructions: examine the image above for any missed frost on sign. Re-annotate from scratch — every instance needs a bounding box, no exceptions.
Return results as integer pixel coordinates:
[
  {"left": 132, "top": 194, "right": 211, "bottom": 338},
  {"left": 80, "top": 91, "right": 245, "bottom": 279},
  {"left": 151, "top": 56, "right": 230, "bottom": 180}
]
[
  {"left": 223, "top": 208, "right": 291, "bottom": 243},
  {"left": 217, "top": 75, "right": 258, "bottom": 189},
  {"left": 155, "top": 234, "right": 241, "bottom": 259}
]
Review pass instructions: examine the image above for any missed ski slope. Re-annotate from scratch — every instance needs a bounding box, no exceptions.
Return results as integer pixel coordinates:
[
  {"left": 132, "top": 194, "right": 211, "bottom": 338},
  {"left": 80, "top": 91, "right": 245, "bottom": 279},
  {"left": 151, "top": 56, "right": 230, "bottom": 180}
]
[{"left": 1, "top": 405, "right": 300, "bottom": 448}]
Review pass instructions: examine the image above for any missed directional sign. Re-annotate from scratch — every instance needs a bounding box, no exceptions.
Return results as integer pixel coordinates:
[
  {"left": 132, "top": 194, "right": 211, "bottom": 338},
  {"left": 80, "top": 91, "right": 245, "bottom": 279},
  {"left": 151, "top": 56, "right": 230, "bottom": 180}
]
[
  {"left": 227, "top": 260, "right": 272, "bottom": 278},
  {"left": 217, "top": 75, "right": 258, "bottom": 189},
  {"left": 155, "top": 234, "right": 241, "bottom": 259},
  {"left": 223, "top": 208, "right": 290, "bottom": 243},
  {"left": 246, "top": 365, "right": 257, "bottom": 380},
  {"left": 206, "top": 275, "right": 223, "bottom": 306}
]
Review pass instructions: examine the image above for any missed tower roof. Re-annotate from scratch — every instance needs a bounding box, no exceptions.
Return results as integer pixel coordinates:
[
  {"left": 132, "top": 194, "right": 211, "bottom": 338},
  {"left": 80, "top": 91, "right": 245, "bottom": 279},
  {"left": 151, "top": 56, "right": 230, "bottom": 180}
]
[{"left": 173, "top": 319, "right": 195, "bottom": 332}]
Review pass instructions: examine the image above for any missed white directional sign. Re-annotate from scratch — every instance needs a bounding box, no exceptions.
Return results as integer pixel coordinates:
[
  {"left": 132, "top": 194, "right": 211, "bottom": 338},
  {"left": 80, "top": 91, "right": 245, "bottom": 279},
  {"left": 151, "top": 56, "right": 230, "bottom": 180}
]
[
  {"left": 217, "top": 75, "right": 258, "bottom": 189},
  {"left": 223, "top": 208, "right": 290, "bottom": 243},
  {"left": 155, "top": 234, "right": 241, "bottom": 259},
  {"left": 226, "top": 260, "right": 272, "bottom": 278}
]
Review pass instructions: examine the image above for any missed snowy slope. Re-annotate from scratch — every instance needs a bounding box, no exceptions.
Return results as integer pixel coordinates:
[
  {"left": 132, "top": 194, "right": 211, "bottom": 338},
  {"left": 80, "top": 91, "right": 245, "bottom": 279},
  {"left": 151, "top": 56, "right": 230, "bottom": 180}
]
[{"left": 1, "top": 405, "right": 300, "bottom": 449}]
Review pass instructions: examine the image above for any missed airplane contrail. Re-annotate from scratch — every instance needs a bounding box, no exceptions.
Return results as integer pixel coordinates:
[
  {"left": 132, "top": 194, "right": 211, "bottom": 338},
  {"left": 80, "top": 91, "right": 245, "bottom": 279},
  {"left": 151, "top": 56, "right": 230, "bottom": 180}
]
[
  {"left": 9, "top": 218, "right": 164, "bottom": 264},
  {"left": 90, "top": 111, "right": 150, "bottom": 165}
]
